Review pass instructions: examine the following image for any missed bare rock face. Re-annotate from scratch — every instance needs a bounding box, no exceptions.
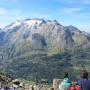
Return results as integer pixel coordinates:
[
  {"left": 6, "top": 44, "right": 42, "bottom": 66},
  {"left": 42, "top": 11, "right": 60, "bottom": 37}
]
[{"left": 53, "top": 79, "right": 62, "bottom": 90}]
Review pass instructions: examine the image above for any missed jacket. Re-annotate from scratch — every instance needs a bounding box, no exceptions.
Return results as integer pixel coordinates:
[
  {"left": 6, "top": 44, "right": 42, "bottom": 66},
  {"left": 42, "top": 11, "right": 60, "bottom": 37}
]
[
  {"left": 78, "top": 79, "right": 90, "bottom": 90},
  {"left": 59, "top": 78, "right": 72, "bottom": 90}
]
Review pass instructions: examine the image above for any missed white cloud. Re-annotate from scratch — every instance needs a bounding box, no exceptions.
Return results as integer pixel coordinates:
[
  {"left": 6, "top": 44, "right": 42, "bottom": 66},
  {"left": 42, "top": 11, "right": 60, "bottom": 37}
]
[
  {"left": 74, "top": 12, "right": 90, "bottom": 18},
  {"left": 62, "top": 8, "right": 83, "bottom": 14},
  {"left": 0, "top": 7, "right": 22, "bottom": 16},
  {"left": 0, "top": 7, "right": 8, "bottom": 15},
  {"left": 0, "top": 7, "right": 23, "bottom": 27},
  {"left": 79, "top": 25, "right": 90, "bottom": 32},
  {"left": 0, "top": 7, "right": 52, "bottom": 27},
  {"left": 0, "top": 7, "right": 52, "bottom": 20}
]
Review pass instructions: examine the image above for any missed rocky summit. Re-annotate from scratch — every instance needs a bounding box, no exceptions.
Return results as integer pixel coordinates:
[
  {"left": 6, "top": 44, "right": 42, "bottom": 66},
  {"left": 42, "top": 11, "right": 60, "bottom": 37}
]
[{"left": 0, "top": 18, "right": 90, "bottom": 82}]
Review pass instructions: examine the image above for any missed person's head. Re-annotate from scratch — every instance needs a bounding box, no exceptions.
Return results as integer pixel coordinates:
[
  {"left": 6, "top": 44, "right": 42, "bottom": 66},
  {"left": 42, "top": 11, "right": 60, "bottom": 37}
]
[
  {"left": 64, "top": 72, "right": 68, "bottom": 78},
  {"left": 81, "top": 69, "right": 88, "bottom": 79},
  {"left": 50, "top": 87, "right": 54, "bottom": 90}
]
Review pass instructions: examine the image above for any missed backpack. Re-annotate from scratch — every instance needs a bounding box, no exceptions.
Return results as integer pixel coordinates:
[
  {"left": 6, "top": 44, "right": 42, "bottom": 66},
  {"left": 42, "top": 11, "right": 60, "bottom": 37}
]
[{"left": 69, "top": 85, "right": 81, "bottom": 90}]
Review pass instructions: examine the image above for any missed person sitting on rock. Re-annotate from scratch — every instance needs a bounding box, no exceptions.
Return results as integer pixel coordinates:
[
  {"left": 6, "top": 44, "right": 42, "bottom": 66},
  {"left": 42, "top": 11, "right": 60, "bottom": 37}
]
[{"left": 59, "top": 72, "right": 72, "bottom": 90}]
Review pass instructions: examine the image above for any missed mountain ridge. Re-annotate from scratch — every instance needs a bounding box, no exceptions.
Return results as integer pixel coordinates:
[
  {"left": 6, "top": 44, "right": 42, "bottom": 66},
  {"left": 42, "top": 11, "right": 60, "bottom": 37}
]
[{"left": 4, "top": 19, "right": 90, "bottom": 52}]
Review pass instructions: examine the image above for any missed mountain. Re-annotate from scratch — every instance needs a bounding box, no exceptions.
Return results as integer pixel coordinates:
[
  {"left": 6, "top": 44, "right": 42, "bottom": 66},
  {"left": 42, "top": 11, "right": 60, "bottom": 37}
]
[
  {"left": 4, "top": 19, "right": 90, "bottom": 54},
  {"left": 0, "top": 18, "right": 90, "bottom": 82}
]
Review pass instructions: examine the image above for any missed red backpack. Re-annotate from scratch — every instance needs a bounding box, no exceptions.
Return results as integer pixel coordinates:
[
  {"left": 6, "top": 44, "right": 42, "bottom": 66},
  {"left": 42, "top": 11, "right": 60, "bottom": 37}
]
[{"left": 69, "top": 85, "right": 81, "bottom": 90}]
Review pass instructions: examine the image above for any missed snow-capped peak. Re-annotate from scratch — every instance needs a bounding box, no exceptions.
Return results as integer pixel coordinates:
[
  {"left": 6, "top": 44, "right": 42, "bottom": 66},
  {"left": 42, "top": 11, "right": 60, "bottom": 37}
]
[
  {"left": 25, "top": 18, "right": 45, "bottom": 24},
  {"left": 4, "top": 20, "right": 22, "bottom": 31},
  {"left": 10, "top": 20, "right": 21, "bottom": 27},
  {"left": 24, "top": 19, "right": 42, "bottom": 25},
  {"left": 22, "top": 18, "right": 46, "bottom": 28},
  {"left": 4, "top": 18, "right": 62, "bottom": 31}
]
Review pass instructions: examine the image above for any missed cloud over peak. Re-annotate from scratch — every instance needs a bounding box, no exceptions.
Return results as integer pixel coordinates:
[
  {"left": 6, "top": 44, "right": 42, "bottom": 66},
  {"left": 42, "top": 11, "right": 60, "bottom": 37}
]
[{"left": 62, "top": 8, "right": 83, "bottom": 14}]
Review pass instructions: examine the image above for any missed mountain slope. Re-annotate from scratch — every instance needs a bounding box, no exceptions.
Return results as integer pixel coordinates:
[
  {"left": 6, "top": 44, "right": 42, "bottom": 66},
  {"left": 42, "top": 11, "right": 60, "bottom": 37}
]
[{"left": 0, "top": 18, "right": 90, "bottom": 82}]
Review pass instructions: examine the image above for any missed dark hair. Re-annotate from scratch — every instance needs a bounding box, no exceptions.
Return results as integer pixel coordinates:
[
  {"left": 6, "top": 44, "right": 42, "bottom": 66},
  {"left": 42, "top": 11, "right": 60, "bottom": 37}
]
[
  {"left": 50, "top": 87, "right": 54, "bottom": 90},
  {"left": 81, "top": 69, "right": 88, "bottom": 79},
  {"left": 64, "top": 72, "right": 68, "bottom": 78}
]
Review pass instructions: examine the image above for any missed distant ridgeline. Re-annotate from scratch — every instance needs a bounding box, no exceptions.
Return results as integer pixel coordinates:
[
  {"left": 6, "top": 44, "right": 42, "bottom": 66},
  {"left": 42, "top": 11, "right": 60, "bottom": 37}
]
[{"left": 0, "top": 19, "right": 90, "bottom": 82}]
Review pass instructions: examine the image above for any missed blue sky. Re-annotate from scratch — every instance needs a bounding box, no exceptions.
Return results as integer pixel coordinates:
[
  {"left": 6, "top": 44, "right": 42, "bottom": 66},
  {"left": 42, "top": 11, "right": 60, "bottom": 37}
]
[{"left": 0, "top": 0, "right": 90, "bottom": 32}]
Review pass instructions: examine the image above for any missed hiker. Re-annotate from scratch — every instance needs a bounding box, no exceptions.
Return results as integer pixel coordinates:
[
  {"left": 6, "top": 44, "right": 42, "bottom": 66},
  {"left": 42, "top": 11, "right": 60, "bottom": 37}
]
[
  {"left": 59, "top": 72, "right": 72, "bottom": 90},
  {"left": 77, "top": 69, "right": 90, "bottom": 90}
]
